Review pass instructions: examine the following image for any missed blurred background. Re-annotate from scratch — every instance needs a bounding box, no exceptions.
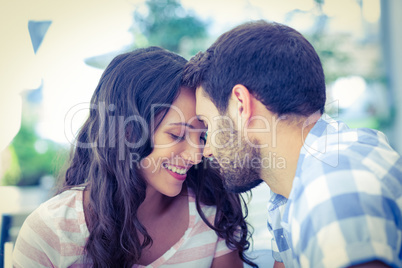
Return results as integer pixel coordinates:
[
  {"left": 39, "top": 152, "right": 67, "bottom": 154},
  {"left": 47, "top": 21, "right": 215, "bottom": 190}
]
[{"left": 0, "top": 0, "right": 401, "bottom": 263}]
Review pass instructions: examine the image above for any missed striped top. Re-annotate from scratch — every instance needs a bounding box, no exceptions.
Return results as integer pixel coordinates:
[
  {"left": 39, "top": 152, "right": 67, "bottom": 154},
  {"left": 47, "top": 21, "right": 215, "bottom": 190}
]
[{"left": 12, "top": 188, "right": 233, "bottom": 267}]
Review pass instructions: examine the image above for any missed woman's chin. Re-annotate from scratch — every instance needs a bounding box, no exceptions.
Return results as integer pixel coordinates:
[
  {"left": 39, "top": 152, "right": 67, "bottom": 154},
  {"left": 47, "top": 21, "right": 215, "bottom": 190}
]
[{"left": 162, "top": 184, "right": 184, "bottom": 198}]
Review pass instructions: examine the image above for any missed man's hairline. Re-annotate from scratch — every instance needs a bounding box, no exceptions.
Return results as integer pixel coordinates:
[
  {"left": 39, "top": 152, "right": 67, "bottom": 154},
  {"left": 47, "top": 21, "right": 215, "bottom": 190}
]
[
  {"left": 195, "top": 84, "right": 240, "bottom": 116},
  {"left": 195, "top": 85, "right": 211, "bottom": 122},
  {"left": 195, "top": 85, "right": 209, "bottom": 98}
]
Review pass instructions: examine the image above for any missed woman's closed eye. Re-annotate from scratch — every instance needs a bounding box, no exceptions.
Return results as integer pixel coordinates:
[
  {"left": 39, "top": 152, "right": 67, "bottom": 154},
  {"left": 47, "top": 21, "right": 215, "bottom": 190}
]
[{"left": 169, "top": 133, "right": 185, "bottom": 141}]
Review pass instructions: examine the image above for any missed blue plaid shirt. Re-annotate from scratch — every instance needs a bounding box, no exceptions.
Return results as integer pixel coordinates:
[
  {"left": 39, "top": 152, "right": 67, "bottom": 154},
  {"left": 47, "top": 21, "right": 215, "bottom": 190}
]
[{"left": 267, "top": 114, "right": 402, "bottom": 267}]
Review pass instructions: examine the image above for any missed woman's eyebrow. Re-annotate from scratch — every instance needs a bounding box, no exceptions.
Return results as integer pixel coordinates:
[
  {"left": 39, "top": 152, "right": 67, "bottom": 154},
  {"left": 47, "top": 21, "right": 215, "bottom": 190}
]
[{"left": 168, "top": 122, "right": 195, "bottom": 129}]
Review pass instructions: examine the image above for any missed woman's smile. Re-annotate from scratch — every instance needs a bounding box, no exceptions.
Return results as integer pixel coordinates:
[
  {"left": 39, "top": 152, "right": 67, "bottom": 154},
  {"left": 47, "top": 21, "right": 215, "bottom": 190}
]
[{"left": 162, "top": 163, "right": 189, "bottom": 181}]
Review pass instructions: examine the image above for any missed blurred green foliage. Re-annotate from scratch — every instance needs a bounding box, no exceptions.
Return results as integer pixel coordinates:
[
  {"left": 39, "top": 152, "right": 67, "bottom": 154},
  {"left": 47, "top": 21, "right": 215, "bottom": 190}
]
[
  {"left": 311, "top": 34, "right": 352, "bottom": 83},
  {"left": 6, "top": 120, "right": 68, "bottom": 186},
  {"left": 1, "top": 145, "right": 21, "bottom": 185},
  {"left": 1, "top": 97, "right": 69, "bottom": 186},
  {"left": 133, "top": 0, "right": 208, "bottom": 57},
  {"left": 85, "top": 0, "right": 209, "bottom": 69}
]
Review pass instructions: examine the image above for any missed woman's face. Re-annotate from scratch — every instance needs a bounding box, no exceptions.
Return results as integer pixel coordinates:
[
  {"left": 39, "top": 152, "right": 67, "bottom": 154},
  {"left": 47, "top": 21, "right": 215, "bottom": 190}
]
[{"left": 140, "top": 87, "right": 207, "bottom": 197}]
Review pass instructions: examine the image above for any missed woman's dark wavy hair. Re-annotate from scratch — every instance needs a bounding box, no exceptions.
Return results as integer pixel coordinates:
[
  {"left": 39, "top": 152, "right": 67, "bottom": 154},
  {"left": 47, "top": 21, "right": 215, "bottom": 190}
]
[{"left": 57, "top": 47, "right": 257, "bottom": 267}]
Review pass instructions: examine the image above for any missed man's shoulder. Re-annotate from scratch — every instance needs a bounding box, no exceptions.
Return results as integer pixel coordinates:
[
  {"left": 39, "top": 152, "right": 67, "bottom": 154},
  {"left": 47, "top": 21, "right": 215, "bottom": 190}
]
[
  {"left": 292, "top": 121, "right": 402, "bottom": 218},
  {"left": 311, "top": 116, "right": 393, "bottom": 150},
  {"left": 300, "top": 118, "right": 401, "bottom": 177}
]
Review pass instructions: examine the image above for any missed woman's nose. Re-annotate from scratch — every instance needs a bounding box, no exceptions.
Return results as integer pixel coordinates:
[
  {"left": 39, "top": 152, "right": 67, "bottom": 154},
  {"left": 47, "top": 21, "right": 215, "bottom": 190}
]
[{"left": 180, "top": 143, "right": 203, "bottom": 165}]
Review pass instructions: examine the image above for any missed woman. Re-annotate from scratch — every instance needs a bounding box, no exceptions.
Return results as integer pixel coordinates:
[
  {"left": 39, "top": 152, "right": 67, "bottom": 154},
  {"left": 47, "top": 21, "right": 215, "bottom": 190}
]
[{"left": 13, "top": 47, "right": 257, "bottom": 267}]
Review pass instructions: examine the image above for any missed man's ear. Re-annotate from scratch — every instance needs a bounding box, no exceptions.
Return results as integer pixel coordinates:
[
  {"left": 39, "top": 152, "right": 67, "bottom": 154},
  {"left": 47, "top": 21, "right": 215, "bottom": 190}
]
[{"left": 231, "top": 84, "right": 252, "bottom": 121}]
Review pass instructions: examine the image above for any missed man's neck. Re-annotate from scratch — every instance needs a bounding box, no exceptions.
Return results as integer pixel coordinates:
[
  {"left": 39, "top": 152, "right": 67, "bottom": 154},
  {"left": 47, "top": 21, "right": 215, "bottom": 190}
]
[{"left": 257, "top": 113, "right": 319, "bottom": 198}]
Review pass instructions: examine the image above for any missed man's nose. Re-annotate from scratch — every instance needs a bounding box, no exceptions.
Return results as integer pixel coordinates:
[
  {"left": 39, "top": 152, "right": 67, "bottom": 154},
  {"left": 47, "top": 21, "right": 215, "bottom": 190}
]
[{"left": 202, "top": 139, "right": 213, "bottom": 159}]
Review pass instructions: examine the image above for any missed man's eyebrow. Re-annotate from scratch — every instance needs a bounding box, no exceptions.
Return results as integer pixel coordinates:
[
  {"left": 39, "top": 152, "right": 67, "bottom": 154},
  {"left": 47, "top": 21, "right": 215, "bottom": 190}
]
[{"left": 168, "top": 122, "right": 195, "bottom": 129}]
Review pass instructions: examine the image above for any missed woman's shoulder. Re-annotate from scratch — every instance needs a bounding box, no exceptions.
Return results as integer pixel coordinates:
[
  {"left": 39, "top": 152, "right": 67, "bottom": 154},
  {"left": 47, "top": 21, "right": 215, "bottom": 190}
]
[
  {"left": 13, "top": 189, "right": 89, "bottom": 267},
  {"left": 165, "top": 187, "right": 232, "bottom": 266},
  {"left": 187, "top": 187, "right": 217, "bottom": 219},
  {"left": 24, "top": 188, "right": 89, "bottom": 240},
  {"left": 36, "top": 188, "right": 86, "bottom": 220},
  {"left": 187, "top": 187, "right": 218, "bottom": 233}
]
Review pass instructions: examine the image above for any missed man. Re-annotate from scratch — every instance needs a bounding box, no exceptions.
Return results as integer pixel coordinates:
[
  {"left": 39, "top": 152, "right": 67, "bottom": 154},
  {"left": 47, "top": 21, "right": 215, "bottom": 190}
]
[{"left": 183, "top": 20, "right": 402, "bottom": 267}]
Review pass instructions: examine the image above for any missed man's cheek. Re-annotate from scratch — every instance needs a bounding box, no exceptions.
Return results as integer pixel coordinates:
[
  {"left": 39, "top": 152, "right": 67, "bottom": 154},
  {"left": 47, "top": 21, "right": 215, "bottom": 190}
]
[
  {"left": 218, "top": 156, "right": 231, "bottom": 170},
  {"left": 212, "top": 130, "right": 234, "bottom": 149}
]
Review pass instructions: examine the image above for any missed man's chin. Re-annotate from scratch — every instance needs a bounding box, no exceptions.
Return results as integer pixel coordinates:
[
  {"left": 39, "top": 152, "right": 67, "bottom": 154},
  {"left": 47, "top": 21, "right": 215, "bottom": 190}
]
[{"left": 224, "top": 179, "right": 264, "bottom": 193}]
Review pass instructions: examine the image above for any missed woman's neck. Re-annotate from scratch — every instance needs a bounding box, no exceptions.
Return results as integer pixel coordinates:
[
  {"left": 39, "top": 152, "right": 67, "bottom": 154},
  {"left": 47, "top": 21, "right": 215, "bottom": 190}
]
[{"left": 138, "top": 185, "right": 187, "bottom": 223}]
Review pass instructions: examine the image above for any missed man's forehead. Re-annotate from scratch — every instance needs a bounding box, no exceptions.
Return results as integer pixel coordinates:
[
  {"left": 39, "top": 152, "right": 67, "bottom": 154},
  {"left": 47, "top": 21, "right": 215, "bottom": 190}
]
[
  {"left": 195, "top": 86, "right": 211, "bottom": 113},
  {"left": 195, "top": 86, "right": 206, "bottom": 98},
  {"left": 196, "top": 86, "right": 215, "bottom": 102},
  {"left": 195, "top": 86, "right": 222, "bottom": 126}
]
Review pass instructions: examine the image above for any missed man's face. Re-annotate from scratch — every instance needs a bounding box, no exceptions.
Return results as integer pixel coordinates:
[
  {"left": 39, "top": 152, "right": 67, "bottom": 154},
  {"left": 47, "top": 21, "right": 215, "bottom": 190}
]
[{"left": 195, "top": 86, "right": 263, "bottom": 193}]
